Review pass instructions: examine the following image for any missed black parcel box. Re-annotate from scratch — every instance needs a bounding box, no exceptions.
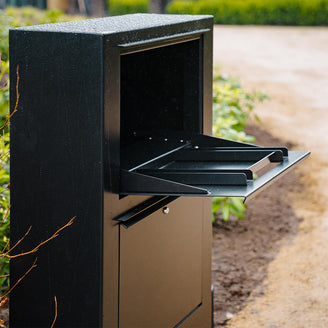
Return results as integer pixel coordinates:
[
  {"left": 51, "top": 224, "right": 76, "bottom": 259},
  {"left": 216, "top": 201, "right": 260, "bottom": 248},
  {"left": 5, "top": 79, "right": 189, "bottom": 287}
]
[{"left": 9, "top": 14, "right": 309, "bottom": 327}]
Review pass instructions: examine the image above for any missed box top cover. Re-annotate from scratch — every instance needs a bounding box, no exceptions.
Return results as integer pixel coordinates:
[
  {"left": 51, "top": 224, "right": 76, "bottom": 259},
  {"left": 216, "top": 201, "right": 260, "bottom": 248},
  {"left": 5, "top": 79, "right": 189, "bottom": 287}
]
[{"left": 13, "top": 13, "right": 213, "bottom": 35}]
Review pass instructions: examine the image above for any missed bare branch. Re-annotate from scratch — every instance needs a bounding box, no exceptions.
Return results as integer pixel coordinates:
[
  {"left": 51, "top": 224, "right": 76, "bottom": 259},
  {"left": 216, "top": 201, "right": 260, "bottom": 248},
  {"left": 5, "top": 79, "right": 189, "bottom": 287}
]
[
  {"left": 0, "top": 297, "right": 8, "bottom": 308},
  {"left": 50, "top": 296, "right": 58, "bottom": 328},
  {"left": 3, "top": 216, "right": 76, "bottom": 259},
  {"left": 1, "top": 258, "right": 38, "bottom": 300},
  {"left": 0, "top": 65, "right": 20, "bottom": 130},
  {"left": 3, "top": 226, "right": 32, "bottom": 257},
  {"left": 0, "top": 205, "right": 10, "bottom": 227}
]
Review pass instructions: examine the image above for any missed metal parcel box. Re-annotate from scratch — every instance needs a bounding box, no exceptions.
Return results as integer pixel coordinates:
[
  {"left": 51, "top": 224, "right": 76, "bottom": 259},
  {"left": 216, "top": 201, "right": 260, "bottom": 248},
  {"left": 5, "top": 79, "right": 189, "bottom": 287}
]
[{"left": 10, "top": 14, "right": 309, "bottom": 327}]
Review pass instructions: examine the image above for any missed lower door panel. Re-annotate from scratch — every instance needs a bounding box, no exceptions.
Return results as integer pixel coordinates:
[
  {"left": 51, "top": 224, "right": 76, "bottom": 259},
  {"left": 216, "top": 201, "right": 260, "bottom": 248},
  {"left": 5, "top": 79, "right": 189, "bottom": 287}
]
[{"left": 119, "top": 197, "right": 203, "bottom": 328}]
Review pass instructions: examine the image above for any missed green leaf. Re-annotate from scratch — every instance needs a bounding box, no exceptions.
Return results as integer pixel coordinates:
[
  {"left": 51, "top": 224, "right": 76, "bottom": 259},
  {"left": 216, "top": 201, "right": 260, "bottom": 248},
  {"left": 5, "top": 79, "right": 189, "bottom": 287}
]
[
  {"left": 254, "top": 114, "right": 262, "bottom": 124},
  {"left": 231, "top": 197, "right": 246, "bottom": 212},
  {"left": 222, "top": 203, "right": 231, "bottom": 221}
]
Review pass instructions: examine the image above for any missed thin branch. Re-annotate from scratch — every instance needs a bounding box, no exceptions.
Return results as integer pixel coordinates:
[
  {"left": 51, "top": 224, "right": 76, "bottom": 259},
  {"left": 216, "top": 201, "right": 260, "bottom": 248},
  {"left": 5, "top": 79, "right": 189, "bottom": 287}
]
[
  {"left": 0, "top": 297, "right": 8, "bottom": 308},
  {"left": 0, "top": 239, "right": 9, "bottom": 255},
  {"left": 0, "top": 150, "right": 10, "bottom": 161},
  {"left": 0, "top": 130, "right": 5, "bottom": 158},
  {"left": 3, "top": 216, "right": 76, "bottom": 259},
  {"left": 50, "top": 296, "right": 58, "bottom": 328},
  {"left": 3, "top": 226, "right": 32, "bottom": 257},
  {"left": 0, "top": 65, "right": 20, "bottom": 130},
  {"left": 1, "top": 258, "right": 37, "bottom": 300},
  {"left": 0, "top": 298, "right": 8, "bottom": 327},
  {"left": 0, "top": 183, "right": 10, "bottom": 194},
  {"left": 0, "top": 205, "right": 10, "bottom": 226}
]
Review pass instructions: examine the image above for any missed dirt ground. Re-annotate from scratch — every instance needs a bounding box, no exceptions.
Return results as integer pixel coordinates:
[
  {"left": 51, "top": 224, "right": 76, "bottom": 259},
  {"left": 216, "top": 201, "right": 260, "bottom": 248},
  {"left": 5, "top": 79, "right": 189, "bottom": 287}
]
[
  {"left": 212, "top": 125, "right": 304, "bottom": 326},
  {"left": 212, "top": 26, "right": 328, "bottom": 327}
]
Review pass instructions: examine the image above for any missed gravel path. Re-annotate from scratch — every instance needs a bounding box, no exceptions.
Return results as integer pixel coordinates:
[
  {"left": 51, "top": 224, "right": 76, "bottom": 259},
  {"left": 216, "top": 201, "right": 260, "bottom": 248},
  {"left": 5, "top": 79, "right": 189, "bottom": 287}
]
[{"left": 213, "top": 25, "right": 328, "bottom": 327}]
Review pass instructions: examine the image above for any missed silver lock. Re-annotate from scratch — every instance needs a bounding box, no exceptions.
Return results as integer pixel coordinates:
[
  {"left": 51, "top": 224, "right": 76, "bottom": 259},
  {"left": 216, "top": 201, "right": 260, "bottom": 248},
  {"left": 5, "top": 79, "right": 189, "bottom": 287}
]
[{"left": 163, "top": 206, "right": 169, "bottom": 214}]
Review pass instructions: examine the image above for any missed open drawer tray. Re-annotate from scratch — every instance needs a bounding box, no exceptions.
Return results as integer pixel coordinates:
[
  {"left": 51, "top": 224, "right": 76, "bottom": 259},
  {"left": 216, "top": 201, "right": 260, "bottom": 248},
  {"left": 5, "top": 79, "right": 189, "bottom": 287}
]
[{"left": 120, "top": 135, "right": 310, "bottom": 200}]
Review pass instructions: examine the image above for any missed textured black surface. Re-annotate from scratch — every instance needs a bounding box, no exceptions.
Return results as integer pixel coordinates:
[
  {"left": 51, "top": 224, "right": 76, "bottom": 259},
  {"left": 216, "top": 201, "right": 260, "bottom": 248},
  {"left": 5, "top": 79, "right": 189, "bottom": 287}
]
[
  {"left": 14, "top": 13, "right": 212, "bottom": 34},
  {"left": 10, "top": 27, "right": 104, "bottom": 328}
]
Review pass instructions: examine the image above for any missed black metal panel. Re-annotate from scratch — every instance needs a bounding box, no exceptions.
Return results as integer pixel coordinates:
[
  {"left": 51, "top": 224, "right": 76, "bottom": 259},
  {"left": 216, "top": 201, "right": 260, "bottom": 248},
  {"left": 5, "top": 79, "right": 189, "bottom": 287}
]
[
  {"left": 10, "top": 30, "right": 104, "bottom": 327},
  {"left": 120, "top": 38, "right": 202, "bottom": 146}
]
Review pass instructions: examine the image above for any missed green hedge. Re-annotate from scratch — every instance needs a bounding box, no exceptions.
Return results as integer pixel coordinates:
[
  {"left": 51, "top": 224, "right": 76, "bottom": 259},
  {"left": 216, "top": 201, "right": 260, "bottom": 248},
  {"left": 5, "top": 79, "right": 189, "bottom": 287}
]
[
  {"left": 109, "top": 0, "right": 149, "bottom": 15},
  {"left": 167, "top": 0, "right": 328, "bottom": 26}
]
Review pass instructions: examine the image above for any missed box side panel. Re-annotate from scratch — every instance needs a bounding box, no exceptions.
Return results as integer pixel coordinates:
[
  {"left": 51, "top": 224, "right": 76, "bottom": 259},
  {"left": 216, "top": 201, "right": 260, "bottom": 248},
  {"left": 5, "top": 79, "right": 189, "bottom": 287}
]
[{"left": 9, "top": 30, "right": 104, "bottom": 327}]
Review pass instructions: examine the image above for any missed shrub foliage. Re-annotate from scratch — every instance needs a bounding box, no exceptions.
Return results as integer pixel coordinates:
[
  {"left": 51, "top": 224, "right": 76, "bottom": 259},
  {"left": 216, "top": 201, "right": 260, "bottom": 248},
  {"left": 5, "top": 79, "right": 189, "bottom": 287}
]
[
  {"left": 167, "top": 0, "right": 328, "bottom": 26},
  {"left": 109, "top": 0, "right": 149, "bottom": 15}
]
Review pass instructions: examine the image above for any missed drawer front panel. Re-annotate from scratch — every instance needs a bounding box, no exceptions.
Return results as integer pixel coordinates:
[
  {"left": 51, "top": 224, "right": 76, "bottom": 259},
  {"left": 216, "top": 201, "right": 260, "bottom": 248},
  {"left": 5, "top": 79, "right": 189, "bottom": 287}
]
[{"left": 119, "top": 197, "right": 203, "bottom": 328}]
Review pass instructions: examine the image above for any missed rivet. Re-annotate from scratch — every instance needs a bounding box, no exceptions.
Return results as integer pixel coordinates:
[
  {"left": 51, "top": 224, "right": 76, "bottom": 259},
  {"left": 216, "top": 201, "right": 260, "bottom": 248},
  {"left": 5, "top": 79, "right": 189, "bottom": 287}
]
[{"left": 163, "top": 207, "right": 169, "bottom": 214}]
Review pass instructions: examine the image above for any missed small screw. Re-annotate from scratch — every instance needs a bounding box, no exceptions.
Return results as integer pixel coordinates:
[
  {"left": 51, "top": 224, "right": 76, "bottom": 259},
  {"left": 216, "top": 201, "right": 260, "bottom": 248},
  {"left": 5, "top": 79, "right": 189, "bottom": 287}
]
[
  {"left": 163, "top": 207, "right": 169, "bottom": 214},
  {"left": 194, "top": 145, "right": 199, "bottom": 149},
  {"left": 180, "top": 139, "right": 184, "bottom": 143},
  {"left": 164, "top": 138, "right": 168, "bottom": 142},
  {"left": 149, "top": 137, "right": 152, "bottom": 140}
]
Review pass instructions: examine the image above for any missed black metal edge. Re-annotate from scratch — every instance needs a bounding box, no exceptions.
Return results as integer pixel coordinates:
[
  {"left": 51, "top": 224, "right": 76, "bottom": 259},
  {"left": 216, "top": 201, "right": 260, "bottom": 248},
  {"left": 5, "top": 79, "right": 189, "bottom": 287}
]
[
  {"left": 195, "top": 146, "right": 288, "bottom": 156},
  {"left": 245, "top": 150, "right": 310, "bottom": 201},
  {"left": 114, "top": 196, "right": 166, "bottom": 222},
  {"left": 118, "top": 29, "right": 210, "bottom": 55},
  {"left": 192, "top": 135, "right": 289, "bottom": 155},
  {"left": 103, "top": 15, "right": 214, "bottom": 49},
  {"left": 191, "top": 134, "right": 259, "bottom": 148},
  {"left": 175, "top": 148, "right": 284, "bottom": 162},
  {"left": 118, "top": 196, "right": 178, "bottom": 228},
  {"left": 138, "top": 168, "right": 254, "bottom": 180},
  {"left": 124, "top": 141, "right": 188, "bottom": 171},
  {"left": 120, "top": 169, "right": 209, "bottom": 196},
  {"left": 136, "top": 171, "right": 248, "bottom": 186}
]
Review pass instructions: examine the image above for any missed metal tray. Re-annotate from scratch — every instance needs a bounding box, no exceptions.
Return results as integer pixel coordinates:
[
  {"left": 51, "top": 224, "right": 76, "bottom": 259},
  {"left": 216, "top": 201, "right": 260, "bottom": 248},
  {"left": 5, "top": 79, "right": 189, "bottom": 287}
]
[{"left": 120, "top": 135, "right": 310, "bottom": 200}]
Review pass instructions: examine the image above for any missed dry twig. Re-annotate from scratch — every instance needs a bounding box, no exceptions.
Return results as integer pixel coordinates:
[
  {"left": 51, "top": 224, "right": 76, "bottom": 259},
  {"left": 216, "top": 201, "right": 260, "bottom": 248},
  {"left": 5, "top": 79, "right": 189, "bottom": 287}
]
[
  {"left": 50, "top": 296, "right": 58, "bottom": 328},
  {"left": 0, "top": 65, "right": 19, "bottom": 130},
  {"left": 1, "top": 258, "right": 38, "bottom": 300},
  {"left": 2, "top": 217, "right": 76, "bottom": 259}
]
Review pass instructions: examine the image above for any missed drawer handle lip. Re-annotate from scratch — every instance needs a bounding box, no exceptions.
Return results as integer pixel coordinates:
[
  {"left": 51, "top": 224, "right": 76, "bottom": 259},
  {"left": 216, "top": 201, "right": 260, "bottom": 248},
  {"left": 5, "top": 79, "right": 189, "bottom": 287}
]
[{"left": 114, "top": 196, "right": 178, "bottom": 228}]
